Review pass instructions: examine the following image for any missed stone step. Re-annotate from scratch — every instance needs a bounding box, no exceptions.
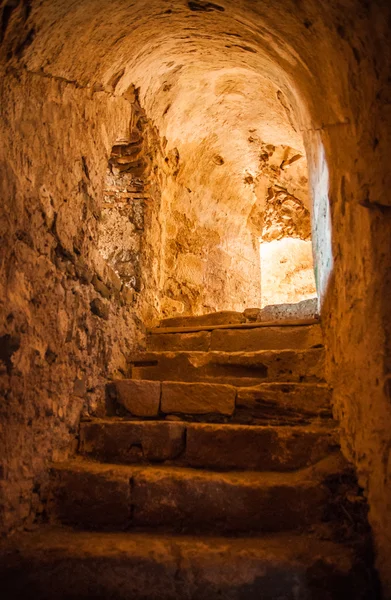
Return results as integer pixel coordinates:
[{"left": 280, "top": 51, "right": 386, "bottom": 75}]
[
  {"left": 0, "top": 527, "right": 372, "bottom": 599},
  {"left": 48, "top": 454, "right": 345, "bottom": 533},
  {"left": 158, "top": 303, "right": 319, "bottom": 330},
  {"left": 147, "top": 323, "right": 323, "bottom": 352},
  {"left": 109, "top": 379, "right": 332, "bottom": 424},
  {"left": 151, "top": 317, "right": 319, "bottom": 335},
  {"left": 79, "top": 419, "right": 338, "bottom": 471},
  {"left": 128, "top": 348, "right": 325, "bottom": 387},
  {"left": 159, "top": 310, "right": 246, "bottom": 328},
  {"left": 235, "top": 381, "right": 332, "bottom": 424}
]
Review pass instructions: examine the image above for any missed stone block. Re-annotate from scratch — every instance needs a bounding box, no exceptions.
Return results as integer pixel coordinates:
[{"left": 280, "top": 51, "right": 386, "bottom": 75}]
[
  {"left": 147, "top": 331, "right": 210, "bottom": 351},
  {"left": 259, "top": 298, "right": 319, "bottom": 322},
  {"left": 236, "top": 382, "right": 332, "bottom": 423},
  {"left": 92, "top": 275, "right": 111, "bottom": 299},
  {"left": 210, "top": 324, "right": 323, "bottom": 352},
  {"left": 159, "top": 310, "right": 245, "bottom": 328},
  {"left": 129, "top": 348, "right": 325, "bottom": 387},
  {"left": 90, "top": 297, "right": 109, "bottom": 320},
  {"left": 114, "top": 380, "right": 161, "bottom": 417},
  {"left": 161, "top": 381, "right": 235, "bottom": 415},
  {"left": 185, "top": 423, "right": 338, "bottom": 471},
  {"left": 50, "top": 462, "right": 131, "bottom": 529},
  {"left": 243, "top": 308, "right": 261, "bottom": 321},
  {"left": 132, "top": 465, "right": 328, "bottom": 533},
  {"left": 79, "top": 420, "right": 186, "bottom": 463}
]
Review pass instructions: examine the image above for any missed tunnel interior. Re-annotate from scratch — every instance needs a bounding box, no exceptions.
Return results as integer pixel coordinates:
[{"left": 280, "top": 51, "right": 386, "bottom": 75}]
[
  {"left": 87, "top": 10, "right": 323, "bottom": 321},
  {"left": 96, "top": 65, "right": 318, "bottom": 319},
  {"left": 0, "top": 0, "right": 391, "bottom": 596}
]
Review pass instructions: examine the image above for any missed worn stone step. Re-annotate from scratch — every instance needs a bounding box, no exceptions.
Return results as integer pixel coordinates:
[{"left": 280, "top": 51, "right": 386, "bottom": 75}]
[
  {"left": 210, "top": 323, "right": 323, "bottom": 352},
  {"left": 147, "top": 323, "right": 323, "bottom": 352},
  {"left": 79, "top": 419, "right": 338, "bottom": 470},
  {"left": 258, "top": 298, "right": 319, "bottom": 322},
  {"left": 147, "top": 330, "right": 211, "bottom": 351},
  {"left": 0, "top": 527, "right": 373, "bottom": 600},
  {"left": 128, "top": 348, "right": 325, "bottom": 386},
  {"left": 185, "top": 422, "right": 338, "bottom": 471},
  {"left": 235, "top": 382, "right": 332, "bottom": 423},
  {"left": 79, "top": 419, "right": 186, "bottom": 464},
  {"left": 109, "top": 379, "right": 331, "bottom": 423},
  {"left": 159, "top": 310, "right": 246, "bottom": 328},
  {"left": 158, "top": 307, "right": 320, "bottom": 330},
  {"left": 151, "top": 317, "right": 319, "bottom": 335},
  {"left": 49, "top": 454, "right": 344, "bottom": 533}
]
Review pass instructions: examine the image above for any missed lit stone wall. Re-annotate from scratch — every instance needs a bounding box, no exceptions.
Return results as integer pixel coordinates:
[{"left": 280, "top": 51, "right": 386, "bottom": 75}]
[
  {"left": 254, "top": 143, "right": 317, "bottom": 307},
  {"left": 260, "top": 239, "right": 316, "bottom": 307}
]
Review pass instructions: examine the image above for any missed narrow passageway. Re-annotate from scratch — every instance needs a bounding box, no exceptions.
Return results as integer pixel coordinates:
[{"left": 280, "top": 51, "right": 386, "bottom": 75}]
[
  {"left": 0, "top": 1, "right": 390, "bottom": 598},
  {"left": 2, "top": 315, "right": 377, "bottom": 598}
]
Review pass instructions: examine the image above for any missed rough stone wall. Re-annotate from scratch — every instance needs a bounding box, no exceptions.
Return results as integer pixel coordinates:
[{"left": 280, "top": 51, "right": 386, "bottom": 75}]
[
  {"left": 155, "top": 139, "right": 313, "bottom": 318},
  {"left": 308, "top": 124, "right": 391, "bottom": 596},
  {"left": 0, "top": 69, "right": 151, "bottom": 534},
  {"left": 253, "top": 143, "right": 317, "bottom": 306},
  {"left": 98, "top": 93, "right": 163, "bottom": 324},
  {"left": 154, "top": 133, "right": 264, "bottom": 318}
]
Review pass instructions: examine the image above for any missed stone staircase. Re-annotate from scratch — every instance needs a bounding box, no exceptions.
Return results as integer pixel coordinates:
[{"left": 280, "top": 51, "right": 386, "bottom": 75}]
[{"left": 0, "top": 315, "right": 378, "bottom": 599}]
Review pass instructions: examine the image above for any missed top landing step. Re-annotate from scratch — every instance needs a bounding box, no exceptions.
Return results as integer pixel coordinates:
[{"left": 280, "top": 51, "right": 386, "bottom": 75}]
[
  {"left": 150, "top": 317, "right": 320, "bottom": 335},
  {"left": 148, "top": 321, "right": 322, "bottom": 352},
  {"left": 153, "top": 300, "right": 319, "bottom": 334}
]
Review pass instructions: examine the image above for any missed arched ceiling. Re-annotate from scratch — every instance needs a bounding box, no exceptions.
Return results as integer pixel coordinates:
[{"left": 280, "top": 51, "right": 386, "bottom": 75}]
[
  {"left": 4, "top": 0, "right": 369, "bottom": 218},
  {"left": 8, "top": 0, "right": 361, "bottom": 132},
  {"left": 1, "top": 0, "right": 368, "bottom": 314},
  {"left": 0, "top": 0, "right": 378, "bottom": 311}
]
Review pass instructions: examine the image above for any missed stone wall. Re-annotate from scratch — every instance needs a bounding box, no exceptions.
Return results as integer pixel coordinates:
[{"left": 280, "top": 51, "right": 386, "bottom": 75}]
[
  {"left": 98, "top": 93, "right": 163, "bottom": 324},
  {"left": 0, "top": 69, "right": 150, "bottom": 534},
  {"left": 254, "top": 143, "right": 317, "bottom": 306}
]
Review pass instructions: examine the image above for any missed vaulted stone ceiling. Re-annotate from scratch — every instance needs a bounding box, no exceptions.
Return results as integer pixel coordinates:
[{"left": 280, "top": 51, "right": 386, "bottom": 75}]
[{"left": 3, "top": 0, "right": 384, "bottom": 314}]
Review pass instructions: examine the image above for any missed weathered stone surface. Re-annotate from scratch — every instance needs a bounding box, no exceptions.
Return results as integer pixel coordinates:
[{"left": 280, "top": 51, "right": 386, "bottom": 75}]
[
  {"left": 262, "top": 187, "right": 311, "bottom": 242},
  {"left": 121, "top": 285, "right": 135, "bottom": 305},
  {"left": 259, "top": 298, "right": 319, "bottom": 322},
  {"left": 90, "top": 297, "right": 110, "bottom": 320},
  {"left": 132, "top": 464, "right": 328, "bottom": 533},
  {"left": 185, "top": 423, "right": 338, "bottom": 471},
  {"left": 129, "top": 348, "right": 325, "bottom": 386},
  {"left": 161, "top": 381, "right": 236, "bottom": 415},
  {"left": 243, "top": 308, "right": 262, "bottom": 321},
  {"left": 236, "top": 382, "right": 332, "bottom": 423},
  {"left": 147, "top": 331, "right": 211, "bottom": 351},
  {"left": 114, "top": 379, "right": 161, "bottom": 417},
  {"left": 210, "top": 323, "right": 323, "bottom": 351},
  {"left": 91, "top": 275, "right": 111, "bottom": 299},
  {"left": 79, "top": 420, "right": 185, "bottom": 463},
  {"left": 0, "top": 528, "right": 371, "bottom": 600},
  {"left": 49, "top": 461, "right": 131, "bottom": 529},
  {"left": 48, "top": 457, "right": 350, "bottom": 533},
  {"left": 159, "top": 311, "right": 246, "bottom": 328}
]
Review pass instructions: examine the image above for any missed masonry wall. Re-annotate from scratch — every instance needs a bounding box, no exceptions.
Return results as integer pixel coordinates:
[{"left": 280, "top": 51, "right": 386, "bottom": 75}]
[{"left": 0, "top": 70, "right": 151, "bottom": 533}]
